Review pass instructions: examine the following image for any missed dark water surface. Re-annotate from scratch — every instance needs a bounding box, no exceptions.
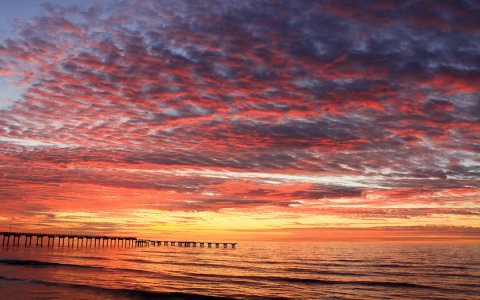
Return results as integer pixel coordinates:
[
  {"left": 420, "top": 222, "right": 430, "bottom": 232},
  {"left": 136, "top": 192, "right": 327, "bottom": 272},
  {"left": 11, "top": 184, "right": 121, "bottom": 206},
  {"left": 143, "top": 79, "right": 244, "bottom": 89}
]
[{"left": 0, "top": 242, "right": 479, "bottom": 299}]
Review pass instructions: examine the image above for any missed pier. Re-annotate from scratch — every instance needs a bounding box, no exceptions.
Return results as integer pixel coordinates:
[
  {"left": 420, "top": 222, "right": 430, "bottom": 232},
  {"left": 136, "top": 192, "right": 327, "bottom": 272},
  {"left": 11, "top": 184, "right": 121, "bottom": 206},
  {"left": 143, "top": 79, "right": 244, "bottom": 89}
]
[
  {"left": 136, "top": 239, "right": 236, "bottom": 249},
  {"left": 0, "top": 232, "right": 237, "bottom": 249}
]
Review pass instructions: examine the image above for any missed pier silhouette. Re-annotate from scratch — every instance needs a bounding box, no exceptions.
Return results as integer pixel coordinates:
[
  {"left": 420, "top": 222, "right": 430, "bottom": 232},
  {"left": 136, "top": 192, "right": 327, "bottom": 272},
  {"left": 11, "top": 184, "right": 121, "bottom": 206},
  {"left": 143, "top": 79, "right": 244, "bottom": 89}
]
[{"left": 0, "top": 232, "right": 237, "bottom": 249}]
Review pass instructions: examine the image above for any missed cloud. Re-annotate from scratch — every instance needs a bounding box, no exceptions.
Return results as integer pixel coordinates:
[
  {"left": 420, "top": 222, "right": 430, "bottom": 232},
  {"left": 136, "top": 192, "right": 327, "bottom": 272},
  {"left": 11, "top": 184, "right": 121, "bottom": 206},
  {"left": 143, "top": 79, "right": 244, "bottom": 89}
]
[{"left": 0, "top": 0, "right": 478, "bottom": 238}]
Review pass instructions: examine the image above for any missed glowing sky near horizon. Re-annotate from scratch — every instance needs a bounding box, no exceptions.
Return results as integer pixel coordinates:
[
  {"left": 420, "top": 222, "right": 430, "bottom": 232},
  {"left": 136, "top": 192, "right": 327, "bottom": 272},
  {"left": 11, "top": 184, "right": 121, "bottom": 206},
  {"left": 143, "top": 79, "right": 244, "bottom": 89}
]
[{"left": 0, "top": 0, "right": 479, "bottom": 241}]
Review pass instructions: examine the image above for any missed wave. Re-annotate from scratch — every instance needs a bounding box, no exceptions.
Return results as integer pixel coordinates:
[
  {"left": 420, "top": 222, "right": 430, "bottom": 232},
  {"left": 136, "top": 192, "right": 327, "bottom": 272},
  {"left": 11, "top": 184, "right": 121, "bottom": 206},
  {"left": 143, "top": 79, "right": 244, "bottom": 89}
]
[
  {"left": 123, "top": 258, "right": 258, "bottom": 271},
  {"left": 0, "top": 259, "right": 171, "bottom": 278},
  {"left": 53, "top": 254, "right": 112, "bottom": 261},
  {"left": 180, "top": 272, "right": 461, "bottom": 291},
  {"left": 0, "top": 259, "right": 93, "bottom": 269},
  {"left": 282, "top": 267, "right": 359, "bottom": 277},
  {"left": 0, "top": 275, "right": 238, "bottom": 300},
  {"left": 283, "top": 266, "right": 480, "bottom": 281},
  {"left": 363, "top": 269, "right": 480, "bottom": 280},
  {"left": 430, "top": 264, "right": 471, "bottom": 270},
  {"left": 373, "top": 263, "right": 472, "bottom": 270},
  {"left": 336, "top": 259, "right": 370, "bottom": 263}
]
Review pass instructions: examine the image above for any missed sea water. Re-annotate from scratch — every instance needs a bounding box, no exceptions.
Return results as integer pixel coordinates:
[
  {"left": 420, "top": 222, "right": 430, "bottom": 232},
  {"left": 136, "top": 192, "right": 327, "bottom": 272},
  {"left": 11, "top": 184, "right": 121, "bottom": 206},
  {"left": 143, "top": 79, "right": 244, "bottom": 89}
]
[{"left": 0, "top": 242, "right": 479, "bottom": 299}]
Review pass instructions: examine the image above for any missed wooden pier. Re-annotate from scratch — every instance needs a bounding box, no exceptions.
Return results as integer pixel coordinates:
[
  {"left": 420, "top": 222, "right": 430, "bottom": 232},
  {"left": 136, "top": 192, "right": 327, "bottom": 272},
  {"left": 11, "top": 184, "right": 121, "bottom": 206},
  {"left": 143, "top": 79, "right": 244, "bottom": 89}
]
[
  {"left": 0, "top": 232, "right": 237, "bottom": 249},
  {"left": 136, "top": 239, "right": 237, "bottom": 249}
]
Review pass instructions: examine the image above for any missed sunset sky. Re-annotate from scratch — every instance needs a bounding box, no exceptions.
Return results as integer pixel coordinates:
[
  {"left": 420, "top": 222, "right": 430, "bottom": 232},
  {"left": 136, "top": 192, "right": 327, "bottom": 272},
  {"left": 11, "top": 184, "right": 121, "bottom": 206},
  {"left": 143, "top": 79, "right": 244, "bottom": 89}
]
[{"left": 0, "top": 0, "right": 479, "bottom": 242}]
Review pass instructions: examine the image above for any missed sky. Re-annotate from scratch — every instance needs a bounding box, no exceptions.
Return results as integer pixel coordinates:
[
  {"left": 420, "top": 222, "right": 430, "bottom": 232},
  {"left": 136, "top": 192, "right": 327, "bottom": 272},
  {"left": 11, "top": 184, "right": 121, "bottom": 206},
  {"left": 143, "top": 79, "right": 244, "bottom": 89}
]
[{"left": 0, "top": 0, "right": 479, "bottom": 242}]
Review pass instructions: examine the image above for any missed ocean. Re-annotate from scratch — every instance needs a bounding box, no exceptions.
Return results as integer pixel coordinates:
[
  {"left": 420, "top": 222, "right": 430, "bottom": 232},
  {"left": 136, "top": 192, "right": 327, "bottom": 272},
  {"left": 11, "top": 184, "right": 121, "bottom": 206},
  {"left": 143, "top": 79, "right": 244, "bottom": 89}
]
[{"left": 0, "top": 241, "right": 479, "bottom": 299}]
